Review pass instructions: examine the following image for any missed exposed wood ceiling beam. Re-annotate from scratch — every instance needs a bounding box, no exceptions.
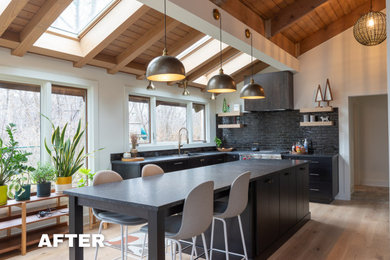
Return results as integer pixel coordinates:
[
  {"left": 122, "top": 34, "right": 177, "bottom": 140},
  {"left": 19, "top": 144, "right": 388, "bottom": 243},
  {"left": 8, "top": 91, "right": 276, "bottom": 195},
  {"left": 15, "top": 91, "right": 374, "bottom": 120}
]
[
  {"left": 168, "top": 29, "right": 205, "bottom": 57},
  {"left": 210, "top": 0, "right": 296, "bottom": 57},
  {"left": 74, "top": 3, "right": 150, "bottom": 68},
  {"left": 300, "top": 0, "right": 385, "bottom": 54},
  {"left": 107, "top": 17, "right": 180, "bottom": 74},
  {"left": 270, "top": 0, "right": 328, "bottom": 36},
  {"left": 231, "top": 60, "right": 269, "bottom": 84},
  {"left": 11, "top": 0, "right": 73, "bottom": 57},
  {"left": 185, "top": 47, "right": 240, "bottom": 82},
  {"left": 137, "top": 29, "right": 205, "bottom": 80},
  {"left": 0, "top": 0, "right": 29, "bottom": 37}
]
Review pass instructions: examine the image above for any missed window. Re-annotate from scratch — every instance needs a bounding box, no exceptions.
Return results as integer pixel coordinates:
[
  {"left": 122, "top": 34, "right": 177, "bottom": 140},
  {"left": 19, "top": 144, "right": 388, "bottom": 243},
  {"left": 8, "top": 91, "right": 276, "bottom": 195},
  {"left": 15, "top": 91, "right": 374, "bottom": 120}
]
[
  {"left": 192, "top": 103, "right": 206, "bottom": 142},
  {"left": 129, "top": 95, "right": 150, "bottom": 144},
  {"left": 0, "top": 82, "right": 40, "bottom": 166},
  {"left": 50, "top": 0, "right": 117, "bottom": 36},
  {"left": 156, "top": 101, "right": 187, "bottom": 143}
]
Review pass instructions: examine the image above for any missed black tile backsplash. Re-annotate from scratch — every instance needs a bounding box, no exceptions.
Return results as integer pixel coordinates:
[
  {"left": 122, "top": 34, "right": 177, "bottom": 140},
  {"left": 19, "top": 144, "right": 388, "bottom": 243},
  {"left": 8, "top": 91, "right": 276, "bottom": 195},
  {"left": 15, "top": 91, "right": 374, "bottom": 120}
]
[{"left": 217, "top": 108, "right": 339, "bottom": 154}]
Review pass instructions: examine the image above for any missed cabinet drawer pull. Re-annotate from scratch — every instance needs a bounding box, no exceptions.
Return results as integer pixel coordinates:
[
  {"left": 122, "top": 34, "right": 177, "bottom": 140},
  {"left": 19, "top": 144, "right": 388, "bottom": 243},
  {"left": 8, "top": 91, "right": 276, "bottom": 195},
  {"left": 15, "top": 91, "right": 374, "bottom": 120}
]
[
  {"left": 284, "top": 172, "right": 289, "bottom": 176},
  {"left": 310, "top": 188, "right": 320, "bottom": 192},
  {"left": 309, "top": 173, "right": 320, "bottom": 176},
  {"left": 310, "top": 160, "right": 320, "bottom": 164},
  {"left": 299, "top": 167, "right": 306, "bottom": 170},
  {"left": 264, "top": 179, "right": 274, "bottom": 184},
  {"left": 174, "top": 162, "right": 184, "bottom": 165},
  {"left": 200, "top": 159, "right": 205, "bottom": 162}
]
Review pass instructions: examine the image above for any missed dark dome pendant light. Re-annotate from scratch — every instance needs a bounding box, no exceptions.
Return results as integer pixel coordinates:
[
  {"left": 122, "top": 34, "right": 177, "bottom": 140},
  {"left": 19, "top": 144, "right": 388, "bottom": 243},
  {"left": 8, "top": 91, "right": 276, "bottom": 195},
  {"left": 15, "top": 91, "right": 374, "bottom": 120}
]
[
  {"left": 207, "top": 9, "right": 236, "bottom": 93},
  {"left": 240, "top": 29, "right": 265, "bottom": 99},
  {"left": 146, "top": 0, "right": 185, "bottom": 82},
  {"left": 353, "top": 0, "right": 386, "bottom": 46}
]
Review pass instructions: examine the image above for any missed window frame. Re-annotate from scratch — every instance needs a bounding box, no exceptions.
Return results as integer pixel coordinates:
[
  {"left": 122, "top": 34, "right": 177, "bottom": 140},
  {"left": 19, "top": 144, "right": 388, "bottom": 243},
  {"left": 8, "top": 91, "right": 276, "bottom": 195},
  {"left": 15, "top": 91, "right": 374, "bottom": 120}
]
[
  {"left": 124, "top": 90, "right": 211, "bottom": 151},
  {"left": 128, "top": 95, "right": 151, "bottom": 144}
]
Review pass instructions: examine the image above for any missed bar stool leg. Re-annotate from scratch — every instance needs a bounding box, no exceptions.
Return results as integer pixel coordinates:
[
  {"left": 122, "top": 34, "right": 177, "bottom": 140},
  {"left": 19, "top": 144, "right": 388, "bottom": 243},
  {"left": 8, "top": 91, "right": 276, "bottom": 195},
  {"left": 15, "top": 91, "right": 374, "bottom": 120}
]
[
  {"left": 191, "top": 236, "right": 197, "bottom": 259},
  {"left": 177, "top": 240, "right": 183, "bottom": 260},
  {"left": 125, "top": 226, "right": 128, "bottom": 259},
  {"left": 238, "top": 215, "right": 248, "bottom": 260},
  {"left": 120, "top": 225, "right": 124, "bottom": 260},
  {"left": 141, "top": 233, "right": 147, "bottom": 259},
  {"left": 94, "top": 220, "right": 105, "bottom": 260},
  {"left": 201, "top": 233, "right": 209, "bottom": 260},
  {"left": 221, "top": 219, "right": 229, "bottom": 260},
  {"left": 209, "top": 218, "right": 215, "bottom": 260}
]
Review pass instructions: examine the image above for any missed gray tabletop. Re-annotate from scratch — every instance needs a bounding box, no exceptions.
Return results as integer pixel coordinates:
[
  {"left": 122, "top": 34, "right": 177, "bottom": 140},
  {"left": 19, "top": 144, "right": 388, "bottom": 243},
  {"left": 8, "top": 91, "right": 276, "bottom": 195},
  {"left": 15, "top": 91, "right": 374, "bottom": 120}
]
[{"left": 65, "top": 159, "right": 307, "bottom": 210}]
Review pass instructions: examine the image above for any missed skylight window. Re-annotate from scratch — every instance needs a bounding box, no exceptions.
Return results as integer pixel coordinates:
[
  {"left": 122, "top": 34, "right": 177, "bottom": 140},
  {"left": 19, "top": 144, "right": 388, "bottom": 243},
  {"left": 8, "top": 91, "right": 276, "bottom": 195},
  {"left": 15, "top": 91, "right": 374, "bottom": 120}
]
[
  {"left": 50, "top": 0, "right": 116, "bottom": 36},
  {"left": 176, "top": 35, "right": 211, "bottom": 59}
]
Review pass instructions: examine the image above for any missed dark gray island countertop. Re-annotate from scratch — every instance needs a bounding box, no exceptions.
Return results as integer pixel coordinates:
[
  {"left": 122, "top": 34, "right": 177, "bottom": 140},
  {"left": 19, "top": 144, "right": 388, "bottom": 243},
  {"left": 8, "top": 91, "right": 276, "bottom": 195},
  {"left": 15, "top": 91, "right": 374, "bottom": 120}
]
[{"left": 66, "top": 159, "right": 307, "bottom": 210}]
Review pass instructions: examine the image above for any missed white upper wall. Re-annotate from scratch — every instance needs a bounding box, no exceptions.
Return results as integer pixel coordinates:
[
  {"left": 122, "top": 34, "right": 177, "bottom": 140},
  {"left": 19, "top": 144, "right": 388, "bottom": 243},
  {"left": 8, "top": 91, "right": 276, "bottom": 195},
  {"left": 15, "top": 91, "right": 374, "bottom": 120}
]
[
  {"left": 295, "top": 26, "right": 387, "bottom": 199},
  {"left": 0, "top": 48, "right": 216, "bottom": 171}
]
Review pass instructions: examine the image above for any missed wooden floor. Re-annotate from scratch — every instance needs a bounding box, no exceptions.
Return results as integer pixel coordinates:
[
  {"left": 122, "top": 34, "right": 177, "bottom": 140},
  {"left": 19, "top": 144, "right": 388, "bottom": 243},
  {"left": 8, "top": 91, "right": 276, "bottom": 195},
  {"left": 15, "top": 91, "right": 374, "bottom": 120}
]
[{"left": 3, "top": 186, "right": 389, "bottom": 260}]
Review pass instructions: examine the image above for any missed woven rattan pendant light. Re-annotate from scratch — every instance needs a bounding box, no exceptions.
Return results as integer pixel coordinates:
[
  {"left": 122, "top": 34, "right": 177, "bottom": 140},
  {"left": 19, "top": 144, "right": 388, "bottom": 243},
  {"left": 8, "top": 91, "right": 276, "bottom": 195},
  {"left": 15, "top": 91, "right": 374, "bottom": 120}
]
[
  {"left": 146, "top": 0, "right": 185, "bottom": 82},
  {"left": 240, "top": 29, "right": 265, "bottom": 99},
  {"left": 353, "top": 0, "right": 386, "bottom": 46},
  {"left": 206, "top": 9, "right": 236, "bottom": 93}
]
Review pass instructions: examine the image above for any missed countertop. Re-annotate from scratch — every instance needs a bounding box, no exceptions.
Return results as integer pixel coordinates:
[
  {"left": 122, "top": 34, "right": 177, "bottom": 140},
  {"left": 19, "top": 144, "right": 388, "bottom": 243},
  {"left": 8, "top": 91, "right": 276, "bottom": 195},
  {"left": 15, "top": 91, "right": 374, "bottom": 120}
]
[{"left": 66, "top": 159, "right": 308, "bottom": 209}]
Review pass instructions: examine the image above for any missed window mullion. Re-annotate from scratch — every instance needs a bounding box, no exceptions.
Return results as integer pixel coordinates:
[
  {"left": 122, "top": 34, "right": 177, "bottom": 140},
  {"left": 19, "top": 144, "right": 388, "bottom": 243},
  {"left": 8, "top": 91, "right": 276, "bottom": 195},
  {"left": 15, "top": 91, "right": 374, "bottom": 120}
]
[
  {"left": 187, "top": 102, "right": 193, "bottom": 143},
  {"left": 150, "top": 96, "right": 157, "bottom": 144},
  {"left": 40, "top": 81, "right": 52, "bottom": 163}
]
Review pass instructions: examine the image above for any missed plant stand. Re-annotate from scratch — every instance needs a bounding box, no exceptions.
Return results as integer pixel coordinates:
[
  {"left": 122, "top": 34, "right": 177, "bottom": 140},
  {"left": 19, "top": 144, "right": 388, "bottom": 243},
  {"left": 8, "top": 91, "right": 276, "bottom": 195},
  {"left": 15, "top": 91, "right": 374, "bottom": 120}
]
[{"left": 0, "top": 193, "right": 69, "bottom": 256}]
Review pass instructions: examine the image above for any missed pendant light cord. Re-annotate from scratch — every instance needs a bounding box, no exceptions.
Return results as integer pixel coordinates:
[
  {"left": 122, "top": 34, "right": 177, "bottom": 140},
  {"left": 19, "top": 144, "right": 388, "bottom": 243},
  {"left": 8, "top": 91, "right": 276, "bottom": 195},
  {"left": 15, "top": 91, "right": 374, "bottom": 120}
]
[
  {"left": 164, "top": 0, "right": 167, "bottom": 52},
  {"left": 370, "top": 0, "right": 372, "bottom": 11},
  {"left": 250, "top": 33, "right": 254, "bottom": 79},
  {"left": 219, "top": 13, "right": 222, "bottom": 70}
]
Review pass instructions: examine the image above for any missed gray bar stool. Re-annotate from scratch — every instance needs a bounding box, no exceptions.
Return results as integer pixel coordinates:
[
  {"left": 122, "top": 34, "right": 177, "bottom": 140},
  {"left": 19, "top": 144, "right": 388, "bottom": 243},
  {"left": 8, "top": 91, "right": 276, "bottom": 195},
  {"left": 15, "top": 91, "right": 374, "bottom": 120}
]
[
  {"left": 210, "top": 171, "right": 251, "bottom": 260},
  {"left": 141, "top": 181, "right": 214, "bottom": 260},
  {"left": 93, "top": 170, "right": 147, "bottom": 260},
  {"left": 141, "top": 164, "right": 164, "bottom": 177}
]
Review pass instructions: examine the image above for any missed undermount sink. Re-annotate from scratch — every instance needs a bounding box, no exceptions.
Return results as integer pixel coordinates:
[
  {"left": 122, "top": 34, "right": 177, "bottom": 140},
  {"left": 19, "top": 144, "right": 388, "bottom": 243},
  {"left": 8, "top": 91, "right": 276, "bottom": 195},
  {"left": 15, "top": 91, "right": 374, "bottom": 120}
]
[{"left": 177, "top": 153, "right": 203, "bottom": 157}]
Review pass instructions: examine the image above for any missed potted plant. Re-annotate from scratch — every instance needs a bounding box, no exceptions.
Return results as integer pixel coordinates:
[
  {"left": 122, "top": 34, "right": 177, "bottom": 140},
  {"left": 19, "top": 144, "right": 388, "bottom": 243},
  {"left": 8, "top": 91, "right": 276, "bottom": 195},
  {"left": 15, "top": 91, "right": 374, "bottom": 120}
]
[
  {"left": 77, "top": 168, "right": 96, "bottom": 188},
  {"left": 0, "top": 124, "right": 34, "bottom": 205},
  {"left": 31, "top": 162, "right": 56, "bottom": 197},
  {"left": 45, "top": 119, "right": 99, "bottom": 194},
  {"left": 214, "top": 137, "right": 233, "bottom": 152},
  {"left": 7, "top": 172, "right": 32, "bottom": 201}
]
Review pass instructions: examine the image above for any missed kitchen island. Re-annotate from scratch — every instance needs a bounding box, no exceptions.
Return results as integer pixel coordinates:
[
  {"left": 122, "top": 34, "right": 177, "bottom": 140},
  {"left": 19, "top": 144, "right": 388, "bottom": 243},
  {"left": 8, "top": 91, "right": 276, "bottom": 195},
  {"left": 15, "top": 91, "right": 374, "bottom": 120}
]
[{"left": 65, "top": 159, "right": 310, "bottom": 260}]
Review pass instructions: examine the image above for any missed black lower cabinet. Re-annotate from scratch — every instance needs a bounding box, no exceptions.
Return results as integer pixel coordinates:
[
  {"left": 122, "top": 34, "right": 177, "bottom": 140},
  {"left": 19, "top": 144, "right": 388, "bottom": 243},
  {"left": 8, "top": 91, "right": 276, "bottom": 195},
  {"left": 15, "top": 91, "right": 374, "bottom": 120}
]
[
  {"left": 296, "top": 164, "right": 309, "bottom": 220},
  {"left": 279, "top": 170, "right": 297, "bottom": 234},
  {"left": 256, "top": 173, "right": 280, "bottom": 255}
]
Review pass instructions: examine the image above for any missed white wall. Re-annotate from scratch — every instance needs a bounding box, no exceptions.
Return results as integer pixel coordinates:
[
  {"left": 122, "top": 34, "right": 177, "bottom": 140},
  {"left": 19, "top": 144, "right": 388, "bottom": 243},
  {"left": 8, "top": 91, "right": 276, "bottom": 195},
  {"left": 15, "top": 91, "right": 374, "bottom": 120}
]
[
  {"left": 351, "top": 95, "right": 389, "bottom": 187},
  {"left": 217, "top": 25, "right": 388, "bottom": 200},
  {"left": 295, "top": 27, "right": 387, "bottom": 200},
  {"left": 0, "top": 48, "right": 216, "bottom": 172}
]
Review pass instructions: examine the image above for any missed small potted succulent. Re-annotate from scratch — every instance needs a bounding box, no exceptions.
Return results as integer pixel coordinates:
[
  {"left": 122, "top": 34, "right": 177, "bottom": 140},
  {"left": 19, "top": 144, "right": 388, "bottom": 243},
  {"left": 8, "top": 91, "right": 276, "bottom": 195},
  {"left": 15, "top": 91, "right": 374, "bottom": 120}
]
[
  {"left": 214, "top": 137, "right": 233, "bottom": 152},
  {"left": 31, "top": 162, "right": 56, "bottom": 197},
  {"left": 8, "top": 172, "right": 32, "bottom": 201}
]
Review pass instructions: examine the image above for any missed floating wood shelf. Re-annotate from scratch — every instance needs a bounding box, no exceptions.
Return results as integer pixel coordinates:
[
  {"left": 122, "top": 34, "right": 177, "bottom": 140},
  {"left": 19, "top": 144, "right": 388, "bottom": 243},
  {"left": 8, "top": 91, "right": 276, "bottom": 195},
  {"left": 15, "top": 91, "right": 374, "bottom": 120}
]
[
  {"left": 217, "top": 111, "right": 243, "bottom": 117},
  {"left": 218, "top": 124, "right": 244, "bottom": 129},
  {"left": 300, "top": 121, "right": 334, "bottom": 127},
  {"left": 299, "top": 107, "right": 334, "bottom": 113},
  {"left": 0, "top": 223, "right": 68, "bottom": 255}
]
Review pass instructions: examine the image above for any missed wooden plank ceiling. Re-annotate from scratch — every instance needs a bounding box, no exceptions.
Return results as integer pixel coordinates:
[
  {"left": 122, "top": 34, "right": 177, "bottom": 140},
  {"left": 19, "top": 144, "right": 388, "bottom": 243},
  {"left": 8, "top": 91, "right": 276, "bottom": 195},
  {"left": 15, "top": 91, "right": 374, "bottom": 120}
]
[
  {"left": 0, "top": 0, "right": 384, "bottom": 91},
  {"left": 212, "top": 0, "right": 385, "bottom": 55}
]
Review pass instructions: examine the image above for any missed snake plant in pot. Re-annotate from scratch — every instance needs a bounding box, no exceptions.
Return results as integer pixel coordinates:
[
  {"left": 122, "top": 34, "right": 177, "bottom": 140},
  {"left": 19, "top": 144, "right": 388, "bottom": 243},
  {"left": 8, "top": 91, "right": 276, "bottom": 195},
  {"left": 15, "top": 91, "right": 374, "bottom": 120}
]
[
  {"left": 0, "top": 124, "right": 34, "bottom": 204},
  {"left": 31, "top": 162, "right": 56, "bottom": 197},
  {"left": 45, "top": 119, "right": 90, "bottom": 194}
]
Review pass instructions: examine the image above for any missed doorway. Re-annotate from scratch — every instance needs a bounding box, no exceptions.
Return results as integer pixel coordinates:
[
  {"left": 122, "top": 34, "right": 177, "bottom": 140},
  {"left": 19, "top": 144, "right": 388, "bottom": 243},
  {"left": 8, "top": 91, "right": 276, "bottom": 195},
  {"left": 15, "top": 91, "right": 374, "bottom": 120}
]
[{"left": 350, "top": 95, "right": 389, "bottom": 200}]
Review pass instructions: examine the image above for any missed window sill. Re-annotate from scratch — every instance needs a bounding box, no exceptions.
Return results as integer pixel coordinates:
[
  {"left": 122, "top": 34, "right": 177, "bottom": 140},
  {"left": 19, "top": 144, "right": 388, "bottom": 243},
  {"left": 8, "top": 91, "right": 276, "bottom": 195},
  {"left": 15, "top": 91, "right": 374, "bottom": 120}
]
[{"left": 137, "top": 143, "right": 215, "bottom": 152}]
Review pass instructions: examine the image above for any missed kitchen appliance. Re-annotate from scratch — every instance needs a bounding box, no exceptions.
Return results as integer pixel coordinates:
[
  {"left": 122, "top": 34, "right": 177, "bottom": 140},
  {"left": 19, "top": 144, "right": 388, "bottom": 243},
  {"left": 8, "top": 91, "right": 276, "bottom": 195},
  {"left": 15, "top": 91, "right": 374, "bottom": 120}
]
[{"left": 239, "top": 150, "right": 289, "bottom": 160}]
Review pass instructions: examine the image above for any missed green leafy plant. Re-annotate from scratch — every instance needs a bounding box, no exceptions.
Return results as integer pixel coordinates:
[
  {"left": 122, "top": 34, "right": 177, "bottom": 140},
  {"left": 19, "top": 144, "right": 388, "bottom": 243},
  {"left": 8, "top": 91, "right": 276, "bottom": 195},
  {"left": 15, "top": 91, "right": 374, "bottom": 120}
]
[
  {"left": 0, "top": 123, "right": 34, "bottom": 186},
  {"left": 214, "top": 137, "right": 222, "bottom": 148},
  {"left": 44, "top": 118, "right": 91, "bottom": 178},
  {"left": 7, "top": 172, "right": 30, "bottom": 199},
  {"left": 77, "top": 168, "right": 96, "bottom": 188},
  {"left": 31, "top": 162, "right": 56, "bottom": 184}
]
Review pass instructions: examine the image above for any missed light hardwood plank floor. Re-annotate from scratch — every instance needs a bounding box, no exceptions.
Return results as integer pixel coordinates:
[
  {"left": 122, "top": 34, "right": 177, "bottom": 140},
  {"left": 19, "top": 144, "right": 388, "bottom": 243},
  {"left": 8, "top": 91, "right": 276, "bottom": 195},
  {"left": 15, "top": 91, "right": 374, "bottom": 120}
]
[{"left": 3, "top": 186, "right": 389, "bottom": 260}]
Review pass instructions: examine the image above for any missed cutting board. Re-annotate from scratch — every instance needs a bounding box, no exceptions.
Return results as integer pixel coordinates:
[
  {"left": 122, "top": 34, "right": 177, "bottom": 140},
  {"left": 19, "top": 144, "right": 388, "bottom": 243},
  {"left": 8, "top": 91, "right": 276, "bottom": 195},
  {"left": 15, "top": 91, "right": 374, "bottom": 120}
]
[{"left": 121, "top": 157, "right": 145, "bottom": 162}]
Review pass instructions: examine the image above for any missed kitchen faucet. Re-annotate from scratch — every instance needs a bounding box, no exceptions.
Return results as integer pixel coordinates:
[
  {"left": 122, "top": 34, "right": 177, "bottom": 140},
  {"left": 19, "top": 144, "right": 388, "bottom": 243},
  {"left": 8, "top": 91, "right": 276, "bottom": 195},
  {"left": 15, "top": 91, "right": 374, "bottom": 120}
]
[{"left": 178, "top": 127, "right": 189, "bottom": 155}]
